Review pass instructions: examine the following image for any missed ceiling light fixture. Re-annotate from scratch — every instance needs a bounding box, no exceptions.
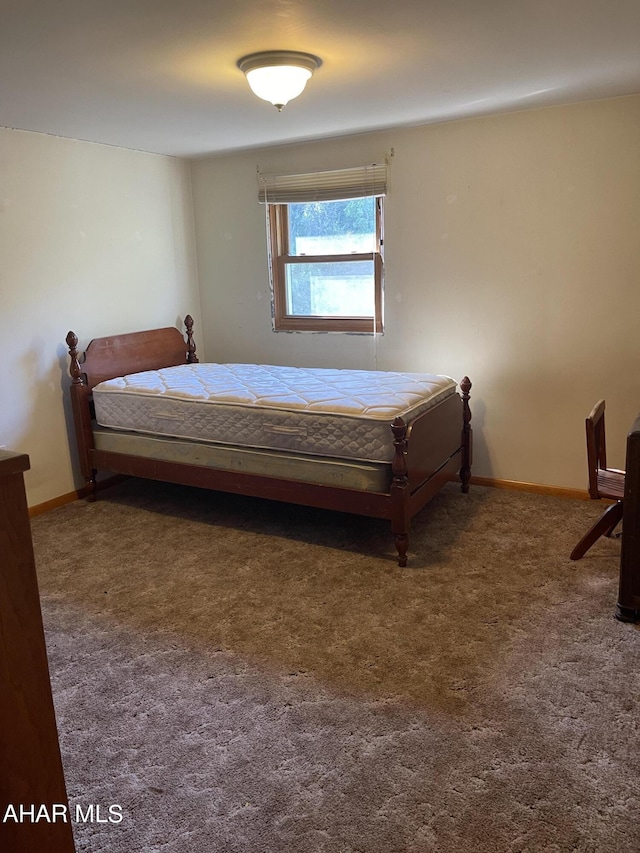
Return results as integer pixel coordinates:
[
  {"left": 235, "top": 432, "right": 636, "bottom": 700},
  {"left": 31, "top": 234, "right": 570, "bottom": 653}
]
[{"left": 237, "top": 51, "right": 322, "bottom": 112}]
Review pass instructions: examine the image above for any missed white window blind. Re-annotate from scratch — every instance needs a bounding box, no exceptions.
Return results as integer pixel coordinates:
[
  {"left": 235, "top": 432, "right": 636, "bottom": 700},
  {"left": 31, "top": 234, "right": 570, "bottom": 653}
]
[{"left": 258, "top": 162, "right": 387, "bottom": 204}]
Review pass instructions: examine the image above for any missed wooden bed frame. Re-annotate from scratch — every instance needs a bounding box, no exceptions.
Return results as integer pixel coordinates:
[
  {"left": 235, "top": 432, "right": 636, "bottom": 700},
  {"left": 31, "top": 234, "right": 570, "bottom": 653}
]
[{"left": 66, "top": 316, "right": 472, "bottom": 566}]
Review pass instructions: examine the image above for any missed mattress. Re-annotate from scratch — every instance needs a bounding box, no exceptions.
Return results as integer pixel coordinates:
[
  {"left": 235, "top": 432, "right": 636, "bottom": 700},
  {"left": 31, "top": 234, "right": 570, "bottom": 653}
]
[{"left": 92, "top": 363, "right": 457, "bottom": 464}]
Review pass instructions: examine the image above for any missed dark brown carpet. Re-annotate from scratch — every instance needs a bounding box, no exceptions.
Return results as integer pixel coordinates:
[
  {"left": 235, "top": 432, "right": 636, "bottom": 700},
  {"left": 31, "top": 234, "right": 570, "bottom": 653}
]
[{"left": 30, "top": 479, "right": 640, "bottom": 852}]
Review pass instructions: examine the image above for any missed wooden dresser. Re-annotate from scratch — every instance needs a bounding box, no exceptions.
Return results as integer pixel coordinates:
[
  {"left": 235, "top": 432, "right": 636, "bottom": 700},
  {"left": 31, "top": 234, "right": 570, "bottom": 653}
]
[
  {"left": 617, "top": 415, "right": 640, "bottom": 622},
  {"left": 0, "top": 451, "right": 76, "bottom": 851}
]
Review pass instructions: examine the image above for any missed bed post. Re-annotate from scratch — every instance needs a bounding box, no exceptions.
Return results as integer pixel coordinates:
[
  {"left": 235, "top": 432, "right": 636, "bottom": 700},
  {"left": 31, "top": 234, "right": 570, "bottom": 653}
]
[
  {"left": 391, "top": 417, "right": 410, "bottom": 567},
  {"left": 66, "top": 331, "right": 97, "bottom": 501},
  {"left": 460, "top": 376, "right": 472, "bottom": 493},
  {"left": 184, "top": 315, "right": 199, "bottom": 364}
]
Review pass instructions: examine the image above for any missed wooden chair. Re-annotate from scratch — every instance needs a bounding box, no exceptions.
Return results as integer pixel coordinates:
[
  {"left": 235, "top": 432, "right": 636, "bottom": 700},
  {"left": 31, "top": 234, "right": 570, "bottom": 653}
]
[{"left": 570, "top": 400, "right": 625, "bottom": 560}]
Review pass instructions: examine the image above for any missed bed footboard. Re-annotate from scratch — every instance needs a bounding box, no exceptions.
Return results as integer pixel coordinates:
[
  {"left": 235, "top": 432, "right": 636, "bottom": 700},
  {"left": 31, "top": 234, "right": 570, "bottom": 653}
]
[{"left": 390, "top": 377, "right": 472, "bottom": 566}]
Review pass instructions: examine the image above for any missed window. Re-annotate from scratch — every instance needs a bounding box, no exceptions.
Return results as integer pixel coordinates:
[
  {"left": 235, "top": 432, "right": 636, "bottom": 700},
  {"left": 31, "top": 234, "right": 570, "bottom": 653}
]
[{"left": 259, "top": 164, "right": 387, "bottom": 333}]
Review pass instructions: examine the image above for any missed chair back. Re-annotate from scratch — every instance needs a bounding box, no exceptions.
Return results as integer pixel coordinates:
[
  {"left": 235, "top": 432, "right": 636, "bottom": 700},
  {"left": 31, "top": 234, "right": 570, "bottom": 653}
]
[{"left": 586, "top": 400, "right": 606, "bottom": 499}]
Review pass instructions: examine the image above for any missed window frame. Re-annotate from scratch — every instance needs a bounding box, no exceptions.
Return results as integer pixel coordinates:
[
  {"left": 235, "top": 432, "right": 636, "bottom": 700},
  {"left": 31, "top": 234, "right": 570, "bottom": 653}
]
[{"left": 268, "top": 196, "right": 384, "bottom": 334}]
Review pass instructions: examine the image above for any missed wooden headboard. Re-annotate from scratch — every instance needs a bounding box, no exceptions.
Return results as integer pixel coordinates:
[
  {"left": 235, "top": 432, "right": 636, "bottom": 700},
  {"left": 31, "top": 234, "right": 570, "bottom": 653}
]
[{"left": 66, "top": 315, "right": 198, "bottom": 390}]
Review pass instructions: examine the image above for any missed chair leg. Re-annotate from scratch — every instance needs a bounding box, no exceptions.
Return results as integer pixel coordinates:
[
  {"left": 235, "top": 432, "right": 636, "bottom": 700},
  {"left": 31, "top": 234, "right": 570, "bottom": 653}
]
[
  {"left": 602, "top": 509, "right": 623, "bottom": 539},
  {"left": 570, "top": 501, "right": 624, "bottom": 561}
]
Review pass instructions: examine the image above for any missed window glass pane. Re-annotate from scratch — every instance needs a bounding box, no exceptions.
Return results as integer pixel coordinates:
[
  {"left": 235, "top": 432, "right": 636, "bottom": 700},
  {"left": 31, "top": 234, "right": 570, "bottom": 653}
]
[
  {"left": 285, "top": 261, "right": 375, "bottom": 317},
  {"left": 287, "top": 197, "right": 376, "bottom": 256}
]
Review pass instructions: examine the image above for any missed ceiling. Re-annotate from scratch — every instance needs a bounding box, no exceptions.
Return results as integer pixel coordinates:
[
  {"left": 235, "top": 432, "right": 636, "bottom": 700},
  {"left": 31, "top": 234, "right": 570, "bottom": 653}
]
[{"left": 2, "top": 0, "right": 639, "bottom": 159}]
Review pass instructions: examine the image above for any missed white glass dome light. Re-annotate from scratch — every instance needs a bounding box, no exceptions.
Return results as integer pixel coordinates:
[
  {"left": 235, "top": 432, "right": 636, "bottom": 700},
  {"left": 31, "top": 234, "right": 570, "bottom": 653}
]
[{"left": 237, "top": 51, "right": 322, "bottom": 111}]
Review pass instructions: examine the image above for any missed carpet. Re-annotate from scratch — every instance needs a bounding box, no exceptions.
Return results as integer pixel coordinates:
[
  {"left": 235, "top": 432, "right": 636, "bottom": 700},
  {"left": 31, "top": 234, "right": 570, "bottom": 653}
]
[{"left": 30, "top": 479, "right": 640, "bottom": 852}]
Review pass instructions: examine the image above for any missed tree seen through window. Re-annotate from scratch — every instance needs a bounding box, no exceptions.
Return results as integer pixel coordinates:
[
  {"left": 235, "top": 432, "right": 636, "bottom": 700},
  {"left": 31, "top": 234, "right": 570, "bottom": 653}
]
[{"left": 285, "top": 198, "right": 377, "bottom": 319}]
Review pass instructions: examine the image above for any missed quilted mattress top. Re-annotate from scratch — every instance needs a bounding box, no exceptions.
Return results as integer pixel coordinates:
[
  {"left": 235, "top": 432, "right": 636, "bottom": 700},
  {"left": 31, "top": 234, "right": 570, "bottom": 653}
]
[{"left": 92, "top": 363, "right": 457, "bottom": 463}]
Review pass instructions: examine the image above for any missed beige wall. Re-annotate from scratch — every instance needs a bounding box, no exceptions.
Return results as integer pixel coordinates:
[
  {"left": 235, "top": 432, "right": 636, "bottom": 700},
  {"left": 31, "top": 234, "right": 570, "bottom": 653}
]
[
  {"left": 191, "top": 95, "right": 640, "bottom": 490},
  {"left": 0, "top": 128, "right": 201, "bottom": 506},
  {"left": 3, "top": 96, "right": 638, "bottom": 506}
]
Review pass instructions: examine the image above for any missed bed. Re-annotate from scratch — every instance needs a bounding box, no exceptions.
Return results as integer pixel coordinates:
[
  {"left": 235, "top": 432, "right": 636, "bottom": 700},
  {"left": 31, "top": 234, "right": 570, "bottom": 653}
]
[{"left": 65, "top": 316, "right": 472, "bottom": 566}]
